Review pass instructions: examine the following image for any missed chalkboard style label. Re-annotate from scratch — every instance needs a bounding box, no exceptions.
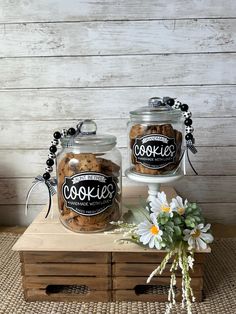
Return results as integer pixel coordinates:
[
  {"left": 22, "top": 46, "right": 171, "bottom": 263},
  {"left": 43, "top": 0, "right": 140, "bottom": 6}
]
[
  {"left": 133, "top": 134, "right": 177, "bottom": 169},
  {"left": 62, "top": 172, "right": 117, "bottom": 216}
]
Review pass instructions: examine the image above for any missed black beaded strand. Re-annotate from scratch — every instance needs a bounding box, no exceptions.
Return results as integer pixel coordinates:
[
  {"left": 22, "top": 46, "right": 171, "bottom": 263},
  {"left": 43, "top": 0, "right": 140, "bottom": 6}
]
[
  {"left": 43, "top": 131, "right": 61, "bottom": 181},
  {"left": 43, "top": 127, "right": 76, "bottom": 182},
  {"left": 166, "top": 98, "right": 196, "bottom": 148}
]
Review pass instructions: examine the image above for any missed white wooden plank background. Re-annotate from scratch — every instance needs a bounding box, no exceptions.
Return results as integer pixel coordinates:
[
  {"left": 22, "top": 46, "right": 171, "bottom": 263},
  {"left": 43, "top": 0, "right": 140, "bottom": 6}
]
[
  {"left": 0, "top": 86, "right": 236, "bottom": 120},
  {"left": 0, "top": 0, "right": 235, "bottom": 225},
  {"left": 0, "top": 0, "right": 235, "bottom": 22},
  {"left": 0, "top": 19, "right": 235, "bottom": 57},
  {"left": 0, "top": 54, "right": 235, "bottom": 88}
]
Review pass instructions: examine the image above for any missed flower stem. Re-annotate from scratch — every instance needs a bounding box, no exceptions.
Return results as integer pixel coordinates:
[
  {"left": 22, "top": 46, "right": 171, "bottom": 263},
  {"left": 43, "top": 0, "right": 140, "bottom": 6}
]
[{"left": 147, "top": 249, "right": 175, "bottom": 283}]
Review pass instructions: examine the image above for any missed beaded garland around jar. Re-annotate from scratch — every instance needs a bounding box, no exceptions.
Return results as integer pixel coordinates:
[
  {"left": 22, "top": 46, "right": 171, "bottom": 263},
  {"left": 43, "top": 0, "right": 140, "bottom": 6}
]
[{"left": 26, "top": 120, "right": 122, "bottom": 233}]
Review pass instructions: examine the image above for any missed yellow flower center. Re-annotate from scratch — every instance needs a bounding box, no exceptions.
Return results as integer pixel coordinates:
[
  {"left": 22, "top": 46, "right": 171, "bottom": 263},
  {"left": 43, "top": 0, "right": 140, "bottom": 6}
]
[
  {"left": 192, "top": 229, "right": 201, "bottom": 238},
  {"left": 150, "top": 225, "right": 159, "bottom": 235},
  {"left": 178, "top": 207, "right": 185, "bottom": 215},
  {"left": 161, "top": 205, "right": 171, "bottom": 213}
]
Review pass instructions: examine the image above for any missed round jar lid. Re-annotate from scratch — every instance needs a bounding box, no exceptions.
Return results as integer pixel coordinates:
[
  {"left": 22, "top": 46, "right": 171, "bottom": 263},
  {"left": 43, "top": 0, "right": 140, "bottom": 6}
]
[
  {"left": 130, "top": 97, "right": 182, "bottom": 122},
  {"left": 61, "top": 119, "right": 117, "bottom": 151}
]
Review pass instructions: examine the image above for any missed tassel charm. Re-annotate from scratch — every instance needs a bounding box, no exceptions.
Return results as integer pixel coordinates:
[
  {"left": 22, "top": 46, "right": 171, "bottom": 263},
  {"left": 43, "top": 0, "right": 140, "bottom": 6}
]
[{"left": 186, "top": 140, "right": 198, "bottom": 154}]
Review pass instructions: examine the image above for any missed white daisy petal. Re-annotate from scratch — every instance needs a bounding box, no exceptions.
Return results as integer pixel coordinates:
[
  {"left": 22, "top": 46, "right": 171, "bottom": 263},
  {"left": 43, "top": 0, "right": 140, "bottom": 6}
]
[
  {"left": 150, "top": 213, "right": 158, "bottom": 226},
  {"left": 140, "top": 233, "right": 152, "bottom": 245},
  {"left": 158, "top": 192, "right": 167, "bottom": 204},
  {"left": 176, "top": 196, "right": 184, "bottom": 208},
  {"left": 201, "top": 223, "right": 211, "bottom": 233},
  {"left": 154, "top": 238, "right": 162, "bottom": 250},
  {"left": 200, "top": 233, "right": 214, "bottom": 243},
  {"left": 171, "top": 200, "right": 177, "bottom": 209},
  {"left": 188, "top": 237, "right": 195, "bottom": 249},
  {"left": 198, "top": 223, "right": 204, "bottom": 230},
  {"left": 151, "top": 198, "right": 162, "bottom": 209},
  {"left": 158, "top": 229, "right": 163, "bottom": 237},
  {"left": 149, "top": 236, "right": 155, "bottom": 248},
  {"left": 197, "top": 238, "right": 207, "bottom": 250}
]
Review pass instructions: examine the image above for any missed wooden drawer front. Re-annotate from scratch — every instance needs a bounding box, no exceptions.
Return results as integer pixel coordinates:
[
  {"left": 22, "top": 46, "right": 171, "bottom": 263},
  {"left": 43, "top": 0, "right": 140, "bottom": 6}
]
[
  {"left": 23, "top": 276, "right": 111, "bottom": 290},
  {"left": 112, "top": 277, "right": 203, "bottom": 302},
  {"left": 21, "top": 251, "right": 111, "bottom": 263},
  {"left": 113, "top": 290, "right": 202, "bottom": 302},
  {"left": 24, "top": 289, "right": 110, "bottom": 302},
  {"left": 112, "top": 252, "right": 206, "bottom": 264},
  {"left": 112, "top": 263, "right": 203, "bottom": 277},
  {"left": 22, "top": 263, "right": 110, "bottom": 276},
  {"left": 113, "top": 276, "right": 203, "bottom": 290}
]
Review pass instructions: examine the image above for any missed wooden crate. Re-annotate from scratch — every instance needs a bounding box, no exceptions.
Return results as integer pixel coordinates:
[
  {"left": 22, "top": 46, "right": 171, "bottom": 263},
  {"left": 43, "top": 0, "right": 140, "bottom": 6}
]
[
  {"left": 112, "top": 252, "right": 205, "bottom": 302},
  {"left": 13, "top": 187, "right": 210, "bottom": 302},
  {"left": 20, "top": 251, "right": 112, "bottom": 302}
]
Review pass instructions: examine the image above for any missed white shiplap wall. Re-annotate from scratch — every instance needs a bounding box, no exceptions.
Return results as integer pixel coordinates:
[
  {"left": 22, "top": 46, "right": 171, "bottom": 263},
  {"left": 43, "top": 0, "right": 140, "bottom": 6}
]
[{"left": 0, "top": 0, "right": 235, "bottom": 225}]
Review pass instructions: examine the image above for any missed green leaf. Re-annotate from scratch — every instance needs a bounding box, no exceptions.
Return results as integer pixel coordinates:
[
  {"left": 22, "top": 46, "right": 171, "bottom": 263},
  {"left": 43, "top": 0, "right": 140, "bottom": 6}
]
[
  {"left": 173, "top": 216, "right": 182, "bottom": 225},
  {"left": 167, "top": 234, "right": 173, "bottom": 243},
  {"left": 185, "top": 218, "right": 196, "bottom": 228},
  {"left": 174, "top": 226, "right": 182, "bottom": 236},
  {"left": 158, "top": 211, "right": 167, "bottom": 219},
  {"left": 185, "top": 207, "right": 192, "bottom": 215},
  {"left": 193, "top": 216, "right": 202, "bottom": 223},
  {"left": 191, "top": 203, "right": 197, "bottom": 210},
  {"left": 123, "top": 207, "right": 150, "bottom": 224},
  {"left": 165, "top": 226, "right": 174, "bottom": 233},
  {"left": 160, "top": 218, "right": 168, "bottom": 225},
  {"left": 166, "top": 221, "right": 174, "bottom": 228}
]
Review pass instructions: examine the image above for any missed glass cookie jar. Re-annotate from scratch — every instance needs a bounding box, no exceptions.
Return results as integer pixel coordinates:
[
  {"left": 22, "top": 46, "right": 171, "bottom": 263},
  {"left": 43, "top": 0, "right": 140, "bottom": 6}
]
[
  {"left": 128, "top": 97, "right": 184, "bottom": 175},
  {"left": 56, "top": 120, "right": 122, "bottom": 232}
]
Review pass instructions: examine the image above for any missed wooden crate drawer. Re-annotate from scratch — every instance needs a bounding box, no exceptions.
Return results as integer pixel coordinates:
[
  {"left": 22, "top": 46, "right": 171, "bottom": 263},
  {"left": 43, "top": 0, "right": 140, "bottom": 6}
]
[
  {"left": 112, "top": 263, "right": 203, "bottom": 277},
  {"left": 113, "top": 276, "right": 203, "bottom": 290},
  {"left": 23, "top": 275, "right": 111, "bottom": 302},
  {"left": 113, "top": 276, "right": 203, "bottom": 302},
  {"left": 113, "top": 289, "right": 202, "bottom": 302},
  {"left": 112, "top": 252, "right": 206, "bottom": 264},
  {"left": 22, "top": 263, "right": 110, "bottom": 276},
  {"left": 23, "top": 276, "right": 110, "bottom": 290},
  {"left": 21, "top": 251, "right": 111, "bottom": 263},
  {"left": 24, "top": 288, "right": 110, "bottom": 302}
]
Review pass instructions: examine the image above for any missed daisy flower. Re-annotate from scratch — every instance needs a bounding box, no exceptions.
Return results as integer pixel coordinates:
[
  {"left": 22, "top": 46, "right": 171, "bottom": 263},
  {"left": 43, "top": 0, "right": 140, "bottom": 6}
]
[
  {"left": 137, "top": 213, "right": 163, "bottom": 249},
  {"left": 150, "top": 191, "right": 173, "bottom": 217},
  {"left": 170, "top": 196, "right": 188, "bottom": 216},
  {"left": 183, "top": 223, "right": 214, "bottom": 250}
]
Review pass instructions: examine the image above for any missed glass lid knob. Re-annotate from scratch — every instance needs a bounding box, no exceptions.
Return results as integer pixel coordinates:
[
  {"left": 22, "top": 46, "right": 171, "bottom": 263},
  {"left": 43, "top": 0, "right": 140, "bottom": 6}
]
[
  {"left": 77, "top": 119, "right": 97, "bottom": 135},
  {"left": 148, "top": 97, "right": 164, "bottom": 107}
]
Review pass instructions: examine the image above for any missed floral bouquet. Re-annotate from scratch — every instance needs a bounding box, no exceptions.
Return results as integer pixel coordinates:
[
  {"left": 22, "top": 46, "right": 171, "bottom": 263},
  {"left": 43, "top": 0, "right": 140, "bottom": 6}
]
[{"left": 109, "top": 192, "right": 214, "bottom": 314}]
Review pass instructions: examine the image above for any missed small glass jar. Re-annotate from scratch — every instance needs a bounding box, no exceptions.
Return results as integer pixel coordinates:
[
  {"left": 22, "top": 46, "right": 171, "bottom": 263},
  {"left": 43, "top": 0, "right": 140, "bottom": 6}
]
[
  {"left": 128, "top": 97, "right": 184, "bottom": 175},
  {"left": 56, "top": 120, "right": 122, "bottom": 232}
]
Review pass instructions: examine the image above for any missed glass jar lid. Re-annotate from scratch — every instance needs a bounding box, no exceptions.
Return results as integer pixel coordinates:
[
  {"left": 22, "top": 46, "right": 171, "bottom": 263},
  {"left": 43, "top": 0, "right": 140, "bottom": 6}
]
[
  {"left": 61, "top": 119, "right": 116, "bottom": 151},
  {"left": 130, "top": 97, "right": 182, "bottom": 122}
]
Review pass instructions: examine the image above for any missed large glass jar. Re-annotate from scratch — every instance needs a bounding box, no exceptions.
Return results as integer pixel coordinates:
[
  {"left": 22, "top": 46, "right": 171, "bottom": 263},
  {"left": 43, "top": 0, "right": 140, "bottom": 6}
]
[
  {"left": 128, "top": 97, "right": 184, "bottom": 175},
  {"left": 56, "top": 120, "right": 122, "bottom": 232}
]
